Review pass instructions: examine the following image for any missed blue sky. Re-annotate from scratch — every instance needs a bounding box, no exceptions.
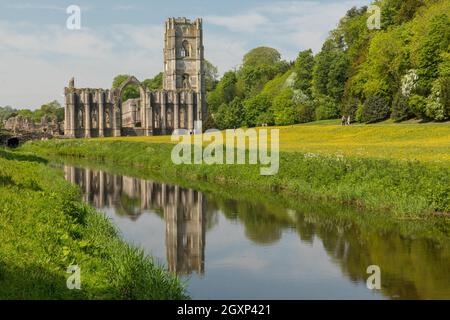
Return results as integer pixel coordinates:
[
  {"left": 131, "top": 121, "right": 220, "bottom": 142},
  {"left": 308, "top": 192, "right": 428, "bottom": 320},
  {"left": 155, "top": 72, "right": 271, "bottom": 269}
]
[{"left": 0, "top": 0, "right": 371, "bottom": 108}]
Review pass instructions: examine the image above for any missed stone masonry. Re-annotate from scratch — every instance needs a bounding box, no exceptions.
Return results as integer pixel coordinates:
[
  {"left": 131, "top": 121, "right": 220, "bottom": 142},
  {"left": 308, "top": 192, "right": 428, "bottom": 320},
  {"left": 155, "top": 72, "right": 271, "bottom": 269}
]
[{"left": 64, "top": 17, "right": 206, "bottom": 138}]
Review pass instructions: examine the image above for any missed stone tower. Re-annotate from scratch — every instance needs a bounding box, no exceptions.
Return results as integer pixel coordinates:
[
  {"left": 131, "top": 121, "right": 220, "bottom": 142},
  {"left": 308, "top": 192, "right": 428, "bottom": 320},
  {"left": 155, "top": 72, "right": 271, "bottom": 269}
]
[{"left": 164, "top": 17, "right": 206, "bottom": 121}]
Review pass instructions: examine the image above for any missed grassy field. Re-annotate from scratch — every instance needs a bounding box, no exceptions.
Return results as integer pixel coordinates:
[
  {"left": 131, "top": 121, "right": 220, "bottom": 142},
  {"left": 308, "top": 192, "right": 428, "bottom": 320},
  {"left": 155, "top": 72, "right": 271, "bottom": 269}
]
[
  {"left": 0, "top": 149, "right": 186, "bottom": 299},
  {"left": 21, "top": 122, "right": 450, "bottom": 217},
  {"left": 94, "top": 121, "right": 450, "bottom": 165}
]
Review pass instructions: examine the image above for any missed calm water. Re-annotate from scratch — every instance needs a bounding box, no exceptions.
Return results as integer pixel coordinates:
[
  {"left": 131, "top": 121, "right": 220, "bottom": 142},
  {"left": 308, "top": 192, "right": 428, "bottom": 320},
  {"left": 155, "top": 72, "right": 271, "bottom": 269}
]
[{"left": 61, "top": 164, "right": 450, "bottom": 299}]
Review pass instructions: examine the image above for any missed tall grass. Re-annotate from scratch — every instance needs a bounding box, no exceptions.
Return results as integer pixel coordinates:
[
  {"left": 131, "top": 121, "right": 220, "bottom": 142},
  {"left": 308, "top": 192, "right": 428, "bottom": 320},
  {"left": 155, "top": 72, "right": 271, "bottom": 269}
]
[
  {"left": 21, "top": 139, "right": 450, "bottom": 216},
  {"left": 0, "top": 149, "right": 187, "bottom": 299}
]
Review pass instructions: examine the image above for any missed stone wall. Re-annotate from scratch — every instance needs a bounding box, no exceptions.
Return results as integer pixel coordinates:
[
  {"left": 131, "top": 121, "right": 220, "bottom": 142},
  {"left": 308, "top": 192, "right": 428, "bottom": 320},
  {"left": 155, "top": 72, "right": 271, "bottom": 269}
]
[{"left": 64, "top": 17, "right": 206, "bottom": 138}]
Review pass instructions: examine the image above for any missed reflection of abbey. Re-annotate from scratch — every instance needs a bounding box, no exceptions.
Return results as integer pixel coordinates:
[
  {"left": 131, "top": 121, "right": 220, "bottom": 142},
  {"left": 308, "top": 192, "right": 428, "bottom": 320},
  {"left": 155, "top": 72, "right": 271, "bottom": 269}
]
[
  {"left": 64, "top": 17, "right": 206, "bottom": 138},
  {"left": 64, "top": 166, "right": 205, "bottom": 275}
]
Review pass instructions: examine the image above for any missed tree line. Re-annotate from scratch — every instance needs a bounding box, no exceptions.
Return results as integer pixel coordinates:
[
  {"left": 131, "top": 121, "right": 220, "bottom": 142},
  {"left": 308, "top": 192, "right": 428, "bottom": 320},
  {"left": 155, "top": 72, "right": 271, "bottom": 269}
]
[{"left": 205, "top": 0, "right": 449, "bottom": 130}]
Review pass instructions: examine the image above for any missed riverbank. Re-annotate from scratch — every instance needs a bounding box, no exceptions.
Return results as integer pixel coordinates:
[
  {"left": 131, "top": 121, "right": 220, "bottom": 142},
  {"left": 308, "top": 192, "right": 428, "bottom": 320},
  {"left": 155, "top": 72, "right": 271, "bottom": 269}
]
[
  {"left": 0, "top": 149, "right": 186, "bottom": 299},
  {"left": 20, "top": 138, "right": 450, "bottom": 217}
]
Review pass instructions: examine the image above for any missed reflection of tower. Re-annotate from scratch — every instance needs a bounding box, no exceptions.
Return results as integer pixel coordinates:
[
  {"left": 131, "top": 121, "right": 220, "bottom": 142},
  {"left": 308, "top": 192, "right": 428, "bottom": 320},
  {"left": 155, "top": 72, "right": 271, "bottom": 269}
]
[
  {"left": 63, "top": 165, "right": 206, "bottom": 275},
  {"left": 165, "top": 186, "right": 205, "bottom": 275}
]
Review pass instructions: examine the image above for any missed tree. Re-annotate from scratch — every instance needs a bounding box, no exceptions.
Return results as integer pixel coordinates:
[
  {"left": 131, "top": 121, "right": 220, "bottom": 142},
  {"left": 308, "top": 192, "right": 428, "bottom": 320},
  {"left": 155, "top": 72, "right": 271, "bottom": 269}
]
[
  {"left": 272, "top": 89, "right": 296, "bottom": 126},
  {"left": 242, "top": 93, "right": 272, "bottom": 127},
  {"left": 204, "top": 60, "right": 219, "bottom": 92},
  {"left": 112, "top": 74, "right": 140, "bottom": 101},
  {"left": 207, "top": 71, "right": 238, "bottom": 113},
  {"left": 239, "top": 47, "right": 289, "bottom": 97},
  {"left": 293, "top": 49, "right": 315, "bottom": 96},
  {"left": 0, "top": 106, "right": 17, "bottom": 128},
  {"left": 361, "top": 94, "right": 391, "bottom": 123},
  {"left": 214, "top": 98, "right": 244, "bottom": 130},
  {"left": 142, "top": 73, "right": 163, "bottom": 90},
  {"left": 417, "top": 14, "right": 450, "bottom": 93},
  {"left": 243, "top": 47, "right": 281, "bottom": 67}
]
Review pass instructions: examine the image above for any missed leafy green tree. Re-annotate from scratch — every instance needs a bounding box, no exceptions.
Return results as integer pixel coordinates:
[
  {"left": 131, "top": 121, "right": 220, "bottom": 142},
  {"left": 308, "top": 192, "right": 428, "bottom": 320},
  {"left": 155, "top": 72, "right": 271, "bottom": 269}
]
[
  {"left": 243, "top": 47, "right": 281, "bottom": 67},
  {"left": 112, "top": 74, "right": 140, "bottom": 101},
  {"left": 215, "top": 98, "right": 244, "bottom": 130},
  {"left": 242, "top": 93, "right": 272, "bottom": 127},
  {"left": 0, "top": 106, "right": 17, "bottom": 127},
  {"left": 272, "top": 89, "right": 296, "bottom": 126},
  {"left": 293, "top": 49, "right": 315, "bottom": 96},
  {"left": 142, "top": 73, "right": 163, "bottom": 90},
  {"left": 207, "top": 71, "right": 239, "bottom": 113},
  {"left": 314, "top": 95, "right": 340, "bottom": 120},
  {"left": 204, "top": 60, "right": 219, "bottom": 92},
  {"left": 239, "top": 47, "right": 289, "bottom": 97},
  {"left": 417, "top": 14, "right": 450, "bottom": 93},
  {"left": 361, "top": 94, "right": 391, "bottom": 123}
]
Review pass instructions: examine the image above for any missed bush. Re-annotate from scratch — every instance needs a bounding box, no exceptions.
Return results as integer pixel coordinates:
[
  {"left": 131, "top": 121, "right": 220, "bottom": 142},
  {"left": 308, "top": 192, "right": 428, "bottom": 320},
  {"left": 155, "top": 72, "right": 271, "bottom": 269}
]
[
  {"left": 296, "top": 103, "right": 315, "bottom": 123},
  {"left": 314, "top": 95, "right": 340, "bottom": 121},
  {"left": 361, "top": 95, "right": 391, "bottom": 123},
  {"left": 343, "top": 98, "right": 360, "bottom": 120},
  {"left": 408, "top": 94, "right": 428, "bottom": 119},
  {"left": 272, "top": 89, "right": 296, "bottom": 125},
  {"left": 391, "top": 93, "right": 412, "bottom": 122},
  {"left": 425, "top": 79, "right": 448, "bottom": 121}
]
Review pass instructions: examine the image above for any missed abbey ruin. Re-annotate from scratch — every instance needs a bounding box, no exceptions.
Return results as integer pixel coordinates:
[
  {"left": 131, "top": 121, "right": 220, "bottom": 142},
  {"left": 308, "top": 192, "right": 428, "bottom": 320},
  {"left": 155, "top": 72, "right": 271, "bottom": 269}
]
[{"left": 64, "top": 17, "right": 206, "bottom": 138}]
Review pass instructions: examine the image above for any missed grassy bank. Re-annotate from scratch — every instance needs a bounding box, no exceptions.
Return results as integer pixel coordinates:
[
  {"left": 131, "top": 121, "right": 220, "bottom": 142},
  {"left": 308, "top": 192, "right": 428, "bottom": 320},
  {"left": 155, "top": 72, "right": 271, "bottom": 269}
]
[
  {"left": 21, "top": 138, "right": 450, "bottom": 217},
  {"left": 0, "top": 149, "right": 186, "bottom": 299},
  {"left": 91, "top": 121, "right": 450, "bottom": 165}
]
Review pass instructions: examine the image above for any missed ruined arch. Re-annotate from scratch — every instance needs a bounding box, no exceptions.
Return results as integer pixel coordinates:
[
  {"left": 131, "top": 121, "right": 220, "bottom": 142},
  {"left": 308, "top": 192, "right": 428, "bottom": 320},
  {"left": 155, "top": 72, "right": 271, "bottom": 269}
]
[{"left": 113, "top": 76, "right": 148, "bottom": 136}]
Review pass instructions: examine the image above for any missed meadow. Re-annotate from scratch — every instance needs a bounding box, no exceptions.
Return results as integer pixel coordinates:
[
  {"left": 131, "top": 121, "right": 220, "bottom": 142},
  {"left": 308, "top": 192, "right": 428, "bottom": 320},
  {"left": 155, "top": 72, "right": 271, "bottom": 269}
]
[
  {"left": 94, "top": 121, "right": 450, "bottom": 165},
  {"left": 20, "top": 122, "right": 450, "bottom": 217},
  {"left": 0, "top": 149, "right": 186, "bottom": 299}
]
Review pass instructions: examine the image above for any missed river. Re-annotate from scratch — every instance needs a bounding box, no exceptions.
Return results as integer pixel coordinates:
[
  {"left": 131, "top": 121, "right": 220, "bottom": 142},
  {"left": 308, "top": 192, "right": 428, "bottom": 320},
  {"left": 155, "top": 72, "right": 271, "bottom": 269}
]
[{"left": 58, "top": 163, "right": 450, "bottom": 299}]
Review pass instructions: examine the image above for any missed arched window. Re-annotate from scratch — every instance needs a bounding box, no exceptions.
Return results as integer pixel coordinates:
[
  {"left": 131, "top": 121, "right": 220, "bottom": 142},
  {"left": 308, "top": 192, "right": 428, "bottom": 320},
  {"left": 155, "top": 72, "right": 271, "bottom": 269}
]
[{"left": 181, "top": 40, "right": 190, "bottom": 57}]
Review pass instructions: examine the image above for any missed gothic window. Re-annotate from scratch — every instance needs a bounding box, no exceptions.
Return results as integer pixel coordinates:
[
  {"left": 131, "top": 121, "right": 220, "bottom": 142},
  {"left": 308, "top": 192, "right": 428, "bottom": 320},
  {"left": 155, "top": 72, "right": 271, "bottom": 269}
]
[{"left": 181, "top": 40, "right": 190, "bottom": 58}]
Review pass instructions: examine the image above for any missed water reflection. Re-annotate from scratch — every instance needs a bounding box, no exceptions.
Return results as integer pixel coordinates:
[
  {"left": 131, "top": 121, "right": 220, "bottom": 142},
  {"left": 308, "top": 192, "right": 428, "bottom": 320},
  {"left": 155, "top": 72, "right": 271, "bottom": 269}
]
[
  {"left": 62, "top": 164, "right": 450, "bottom": 299},
  {"left": 64, "top": 166, "right": 205, "bottom": 275}
]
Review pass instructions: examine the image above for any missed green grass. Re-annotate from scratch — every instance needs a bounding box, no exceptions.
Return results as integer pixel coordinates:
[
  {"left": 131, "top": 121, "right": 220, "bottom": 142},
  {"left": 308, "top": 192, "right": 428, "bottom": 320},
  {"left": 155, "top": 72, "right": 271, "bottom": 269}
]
[
  {"left": 0, "top": 149, "right": 187, "bottom": 299},
  {"left": 89, "top": 121, "right": 450, "bottom": 165},
  {"left": 21, "top": 138, "right": 450, "bottom": 217}
]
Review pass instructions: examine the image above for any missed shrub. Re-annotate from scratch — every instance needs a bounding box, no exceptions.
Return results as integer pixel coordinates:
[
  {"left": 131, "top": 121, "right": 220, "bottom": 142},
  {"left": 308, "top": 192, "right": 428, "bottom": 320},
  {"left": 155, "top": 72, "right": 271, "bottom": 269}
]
[
  {"left": 391, "top": 92, "right": 412, "bottom": 122},
  {"left": 296, "top": 103, "right": 315, "bottom": 123},
  {"left": 314, "top": 95, "right": 340, "bottom": 120},
  {"left": 408, "top": 94, "right": 428, "bottom": 119},
  {"left": 343, "top": 98, "right": 359, "bottom": 120},
  {"left": 425, "top": 79, "right": 448, "bottom": 121},
  {"left": 272, "top": 89, "right": 296, "bottom": 125},
  {"left": 361, "top": 95, "right": 391, "bottom": 123}
]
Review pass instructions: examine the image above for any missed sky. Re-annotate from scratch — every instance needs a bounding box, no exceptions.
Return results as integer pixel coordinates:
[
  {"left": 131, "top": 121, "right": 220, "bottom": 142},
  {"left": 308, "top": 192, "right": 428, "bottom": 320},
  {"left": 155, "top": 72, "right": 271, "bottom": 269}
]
[{"left": 0, "top": 0, "right": 371, "bottom": 109}]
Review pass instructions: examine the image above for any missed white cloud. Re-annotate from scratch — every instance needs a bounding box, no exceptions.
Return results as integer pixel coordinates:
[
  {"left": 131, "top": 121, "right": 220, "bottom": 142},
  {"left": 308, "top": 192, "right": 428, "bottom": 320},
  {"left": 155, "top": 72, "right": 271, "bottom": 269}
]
[
  {"left": 205, "top": 13, "right": 269, "bottom": 33},
  {"left": 0, "top": 0, "right": 371, "bottom": 108},
  {"left": 205, "top": 0, "right": 369, "bottom": 58}
]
